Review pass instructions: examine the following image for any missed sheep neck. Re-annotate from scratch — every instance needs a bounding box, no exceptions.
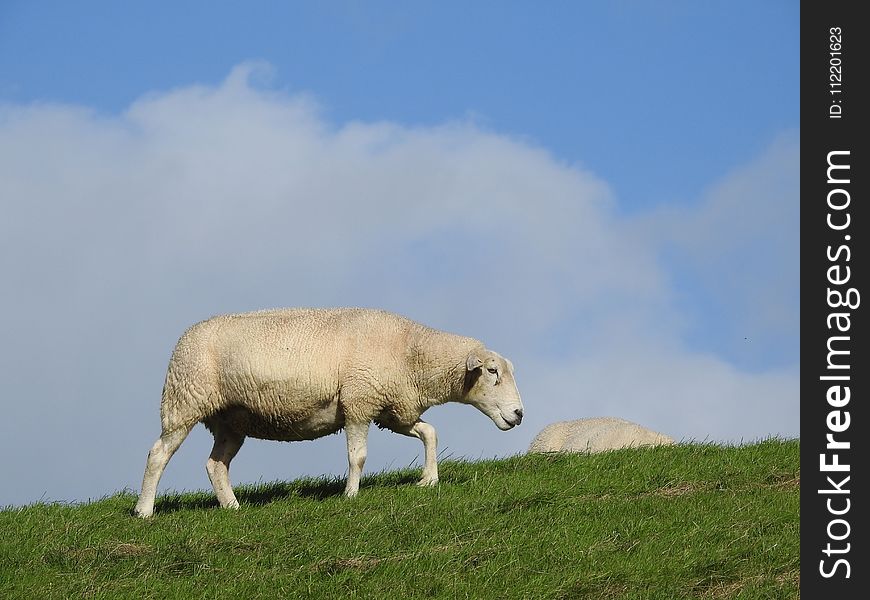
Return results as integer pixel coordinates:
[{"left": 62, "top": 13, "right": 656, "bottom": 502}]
[{"left": 407, "top": 325, "right": 482, "bottom": 411}]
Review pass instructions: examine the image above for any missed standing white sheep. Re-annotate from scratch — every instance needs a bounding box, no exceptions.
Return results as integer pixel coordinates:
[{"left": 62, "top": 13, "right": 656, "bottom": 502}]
[
  {"left": 134, "top": 308, "right": 524, "bottom": 517},
  {"left": 528, "top": 417, "right": 674, "bottom": 454}
]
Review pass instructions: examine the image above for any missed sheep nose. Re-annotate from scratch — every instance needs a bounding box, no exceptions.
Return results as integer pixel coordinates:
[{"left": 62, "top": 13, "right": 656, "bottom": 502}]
[{"left": 513, "top": 408, "right": 524, "bottom": 424}]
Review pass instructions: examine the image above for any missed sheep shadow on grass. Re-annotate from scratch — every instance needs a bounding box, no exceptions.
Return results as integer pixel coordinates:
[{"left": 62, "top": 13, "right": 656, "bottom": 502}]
[
  {"left": 140, "top": 472, "right": 422, "bottom": 515},
  {"left": 238, "top": 471, "right": 423, "bottom": 505},
  {"left": 151, "top": 493, "right": 219, "bottom": 515}
]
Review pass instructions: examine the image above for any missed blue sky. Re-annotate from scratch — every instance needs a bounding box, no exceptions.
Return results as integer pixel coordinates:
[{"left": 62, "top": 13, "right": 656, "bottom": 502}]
[
  {"left": 1, "top": 1, "right": 798, "bottom": 210},
  {"left": 0, "top": 1, "right": 799, "bottom": 507}
]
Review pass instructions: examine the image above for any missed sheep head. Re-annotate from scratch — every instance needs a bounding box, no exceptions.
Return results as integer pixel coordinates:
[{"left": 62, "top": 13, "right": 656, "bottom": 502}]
[{"left": 461, "top": 350, "right": 524, "bottom": 431}]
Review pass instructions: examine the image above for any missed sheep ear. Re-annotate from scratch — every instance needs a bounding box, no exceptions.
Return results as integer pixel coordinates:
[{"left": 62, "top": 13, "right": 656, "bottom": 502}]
[{"left": 466, "top": 354, "right": 484, "bottom": 371}]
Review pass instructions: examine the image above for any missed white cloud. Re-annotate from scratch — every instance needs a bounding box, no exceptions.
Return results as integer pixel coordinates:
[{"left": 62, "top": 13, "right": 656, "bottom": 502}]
[
  {"left": 0, "top": 64, "right": 798, "bottom": 507},
  {"left": 634, "top": 131, "right": 800, "bottom": 368}
]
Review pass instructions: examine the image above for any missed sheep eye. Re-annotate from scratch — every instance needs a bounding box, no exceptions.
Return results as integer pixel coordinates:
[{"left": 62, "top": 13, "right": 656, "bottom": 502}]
[{"left": 487, "top": 367, "right": 498, "bottom": 375}]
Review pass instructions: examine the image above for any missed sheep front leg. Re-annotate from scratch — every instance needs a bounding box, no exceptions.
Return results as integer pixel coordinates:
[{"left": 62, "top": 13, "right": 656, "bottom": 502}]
[
  {"left": 206, "top": 429, "right": 245, "bottom": 509},
  {"left": 344, "top": 421, "right": 370, "bottom": 497},
  {"left": 391, "top": 420, "right": 439, "bottom": 486}
]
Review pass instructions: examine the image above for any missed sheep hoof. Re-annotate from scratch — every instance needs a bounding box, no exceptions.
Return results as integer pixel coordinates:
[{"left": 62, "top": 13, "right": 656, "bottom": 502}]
[{"left": 416, "top": 477, "right": 438, "bottom": 487}]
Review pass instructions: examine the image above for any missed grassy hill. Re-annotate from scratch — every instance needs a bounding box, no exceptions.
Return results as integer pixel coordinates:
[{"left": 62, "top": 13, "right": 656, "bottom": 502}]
[{"left": 0, "top": 439, "right": 799, "bottom": 599}]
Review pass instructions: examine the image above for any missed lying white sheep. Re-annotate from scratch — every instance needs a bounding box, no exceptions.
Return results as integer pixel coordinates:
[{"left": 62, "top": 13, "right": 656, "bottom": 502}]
[
  {"left": 528, "top": 417, "right": 674, "bottom": 454},
  {"left": 134, "top": 308, "right": 524, "bottom": 517}
]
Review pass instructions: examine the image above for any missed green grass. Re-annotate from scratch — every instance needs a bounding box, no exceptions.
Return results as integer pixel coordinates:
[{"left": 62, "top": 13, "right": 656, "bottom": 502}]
[{"left": 0, "top": 439, "right": 799, "bottom": 599}]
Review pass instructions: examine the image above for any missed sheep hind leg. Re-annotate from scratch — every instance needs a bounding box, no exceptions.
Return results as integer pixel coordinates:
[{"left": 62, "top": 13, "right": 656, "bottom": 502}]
[
  {"left": 389, "top": 420, "right": 439, "bottom": 487},
  {"left": 134, "top": 426, "right": 192, "bottom": 518},
  {"left": 205, "top": 428, "right": 245, "bottom": 509}
]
